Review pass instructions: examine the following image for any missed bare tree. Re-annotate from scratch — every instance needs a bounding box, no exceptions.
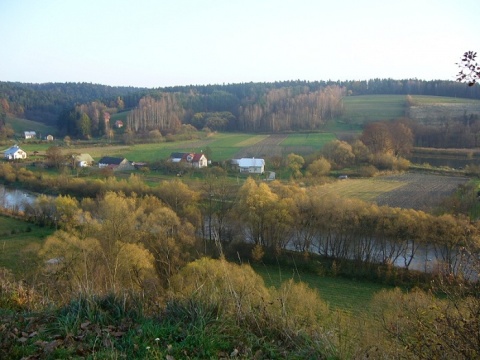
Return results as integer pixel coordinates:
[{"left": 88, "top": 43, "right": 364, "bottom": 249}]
[{"left": 457, "top": 51, "right": 480, "bottom": 86}]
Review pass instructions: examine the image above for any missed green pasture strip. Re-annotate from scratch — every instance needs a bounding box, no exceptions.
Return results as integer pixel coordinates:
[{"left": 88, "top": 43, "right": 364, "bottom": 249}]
[
  {"left": 99, "top": 134, "right": 264, "bottom": 162},
  {"left": 15, "top": 143, "right": 55, "bottom": 153},
  {"left": 235, "top": 135, "right": 269, "bottom": 147},
  {"left": 339, "top": 95, "right": 407, "bottom": 124},
  {"left": 411, "top": 95, "right": 480, "bottom": 105},
  {"left": 324, "top": 120, "right": 363, "bottom": 134},
  {"left": 6, "top": 116, "right": 56, "bottom": 136},
  {"left": 282, "top": 133, "right": 337, "bottom": 150},
  {"left": 314, "top": 177, "right": 406, "bottom": 202},
  {"left": 200, "top": 133, "right": 265, "bottom": 161},
  {"left": 253, "top": 264, "right": 390, "bottom": 314}
]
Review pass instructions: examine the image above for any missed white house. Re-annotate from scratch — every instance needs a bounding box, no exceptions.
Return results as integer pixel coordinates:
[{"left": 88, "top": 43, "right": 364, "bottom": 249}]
[
  {"left": 189, "top": 153, "right": 208, "bottom": 168},
  {"left": 234, "top": 158, "right": 265, "bottom": 174},
  {"left": 74, "top": 153, "right": 94, "bottom": 167},
  {"left": 169, "top": 152, "right": 208, "bottom": 168},
  {"left": 3, "top": 145, "right": 27, "bottom": 160},
  {"left": 24, "top": 131, "right": 36, "bottom": 139}
]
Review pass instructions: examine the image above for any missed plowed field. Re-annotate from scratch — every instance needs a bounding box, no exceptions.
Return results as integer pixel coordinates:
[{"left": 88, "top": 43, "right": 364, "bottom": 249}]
[{"left": 316, "top": 172, "right": 468, "bottom": 211}]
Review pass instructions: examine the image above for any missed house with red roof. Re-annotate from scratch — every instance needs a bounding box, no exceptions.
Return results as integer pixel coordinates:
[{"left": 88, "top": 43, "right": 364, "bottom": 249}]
[{"left": 170, "top": 152, "right": 208, "bottom": 168}]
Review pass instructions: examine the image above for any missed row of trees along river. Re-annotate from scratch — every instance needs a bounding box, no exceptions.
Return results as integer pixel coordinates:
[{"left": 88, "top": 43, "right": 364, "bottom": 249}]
[{"left": 1, "top": 171, "right": 477, "bottom": 281}]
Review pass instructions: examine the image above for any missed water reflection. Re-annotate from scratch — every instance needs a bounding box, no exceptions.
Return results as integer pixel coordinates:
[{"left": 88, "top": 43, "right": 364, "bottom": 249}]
[{"left": 0, "top": 184, "right": 36, "bottom": 212}]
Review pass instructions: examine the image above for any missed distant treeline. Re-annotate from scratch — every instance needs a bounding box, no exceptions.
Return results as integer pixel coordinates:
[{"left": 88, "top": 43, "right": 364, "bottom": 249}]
[
  {"left": 1, "top": 79, "right": 479, "bottom": 134},
  {"left": 0, "top": 82, "right": 148, "bottom": 125}
]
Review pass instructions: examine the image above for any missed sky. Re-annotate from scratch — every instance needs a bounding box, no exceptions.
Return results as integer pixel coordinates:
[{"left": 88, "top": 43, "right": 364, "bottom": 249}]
[{"left": 1, "top": 0, "right": 478, "bottom": 88}]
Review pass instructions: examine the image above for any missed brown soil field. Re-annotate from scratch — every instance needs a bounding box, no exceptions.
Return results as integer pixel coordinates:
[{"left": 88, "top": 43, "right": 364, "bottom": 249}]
[
  {"left": 374, "top": 172, "right": 468, "bottom": 210},
  {"left": 407, "top": 103, "right": 480, "bottom": 124}
]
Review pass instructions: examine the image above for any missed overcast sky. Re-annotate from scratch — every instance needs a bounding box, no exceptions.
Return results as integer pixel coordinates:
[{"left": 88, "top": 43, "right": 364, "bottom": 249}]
[{"left": 1, "top": 0, "right": 478, "bottom": 88}]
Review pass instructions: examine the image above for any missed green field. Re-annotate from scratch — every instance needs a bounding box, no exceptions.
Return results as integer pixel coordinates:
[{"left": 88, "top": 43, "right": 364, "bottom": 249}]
[
  {"left": 0, "top": 215, "right": 54, "bottom": 276},
  {"left": 281, "top": 132, "right": 336, "bottom": 150},
  {"left": 338, "top": 95, "right": 407, "bottom": 125},
  {"left": 6, "top": 116, "right": 56, "bottom": 138},
  {"left": 121, "top": 133, "right": 269, "bottom": 162},
  {"left": 253, "top": 264, "right": 390, "bottom": 314}
]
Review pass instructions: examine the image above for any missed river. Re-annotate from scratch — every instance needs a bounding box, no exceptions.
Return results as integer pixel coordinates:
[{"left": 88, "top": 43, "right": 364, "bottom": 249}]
[{"left": 0, "top": 184, "right": 36, "bottom": 212}]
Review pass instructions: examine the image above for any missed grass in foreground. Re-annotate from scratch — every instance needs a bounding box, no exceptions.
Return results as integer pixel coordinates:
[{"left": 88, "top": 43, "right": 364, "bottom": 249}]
[{"left": 253, "top": 263, "right": 391, "bottom": 315}]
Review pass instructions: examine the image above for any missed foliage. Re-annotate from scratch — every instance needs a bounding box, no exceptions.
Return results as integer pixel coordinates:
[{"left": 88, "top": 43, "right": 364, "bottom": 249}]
[
  {"left": 35, "top": 192, "right": 200, "bottom": 299},
  {"left": 457, "top": 50, "right": 480, "bottom": 86},
  {"left": 372, "top": 285, "right": 480, "bottom": 359},
  {"left": 306, "top": 157, "right": 331, "bottom": 177}
]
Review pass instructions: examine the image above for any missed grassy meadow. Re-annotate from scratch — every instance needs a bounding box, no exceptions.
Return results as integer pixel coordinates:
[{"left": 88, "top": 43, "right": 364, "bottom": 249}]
[
  {"left": 0, "top": 215, "right": 54, "bottom": 277},
  {"left": 253, "top": 263, "right": 391, "bottom": 315},
  {"left": 6, "top": 116, "right": 56, "bottom": 137},
  {"left": 337, "top": 95, "right": 407, "bottom": 126}
]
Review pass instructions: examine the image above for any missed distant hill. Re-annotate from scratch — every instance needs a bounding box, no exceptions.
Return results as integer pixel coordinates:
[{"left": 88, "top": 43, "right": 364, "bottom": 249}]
[
  {"left": 6, "top": 115, "right": 57, "bottom": 138},
  {"left": 0, "top": 82, "right": 148, "bottom": 124},
  {"left": 1, "top": 79, "right": 479, "bottom": 135}
]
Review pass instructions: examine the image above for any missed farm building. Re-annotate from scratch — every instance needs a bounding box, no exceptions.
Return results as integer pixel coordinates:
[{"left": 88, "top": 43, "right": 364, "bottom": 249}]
[
  {"left": 46, "top": 135, "right": 54, "bottom": 141},
  {"left": 170, "top": 153, "right": 186, "bottom": 163},
  {"left": 24, "top": 131, "right": 36, "bottom": 139},
  {"left": 114, "top": 120, "right": 124, "bottom": 128},
  {"left": 233, "top": 158, "right": 265, "bottom": 174},
  {"left": 74, "top": 153, "right": 94, "bottom": 167},
  {"left": 170, "top": 152, "right": 208, "bottom": 168},
  {"left": 3, "top": 145, "right": 27, "bottom": 160},
  {"left": 98, "top": 156, "right": 134, "bottom": 171}
]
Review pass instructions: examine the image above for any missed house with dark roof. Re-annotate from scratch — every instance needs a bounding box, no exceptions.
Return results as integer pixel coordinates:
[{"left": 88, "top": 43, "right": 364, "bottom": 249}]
[
  {"left": 98, "top": 156, "right": 134, "bottom": 171},
  {"left": 170, "top": 152, "right": 187, "bottom": 163}
]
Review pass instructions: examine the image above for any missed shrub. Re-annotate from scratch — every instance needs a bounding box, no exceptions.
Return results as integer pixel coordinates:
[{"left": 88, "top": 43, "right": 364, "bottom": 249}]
[{"left": 357, "top": 165, "right": 378, "bottom": 177}]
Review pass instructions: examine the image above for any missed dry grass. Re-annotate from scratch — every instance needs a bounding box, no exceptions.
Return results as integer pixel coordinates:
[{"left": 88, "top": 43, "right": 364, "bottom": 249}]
[{"left": 313, "top": 172, "right": 468, "bottom": 210}]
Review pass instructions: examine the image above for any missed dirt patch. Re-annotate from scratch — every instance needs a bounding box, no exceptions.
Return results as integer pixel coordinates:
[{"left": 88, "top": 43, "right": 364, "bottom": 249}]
[
  {"left": 407, "top": 103, "right": 480, "bottom": 124},
  {"left": 374, "top": 172, "right": 468, "bottom": 211}
]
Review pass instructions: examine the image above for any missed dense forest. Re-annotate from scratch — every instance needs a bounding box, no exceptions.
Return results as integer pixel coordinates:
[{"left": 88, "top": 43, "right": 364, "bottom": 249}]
[{"left": 1, "top": 79, "right": 479, "bottom": 135}]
